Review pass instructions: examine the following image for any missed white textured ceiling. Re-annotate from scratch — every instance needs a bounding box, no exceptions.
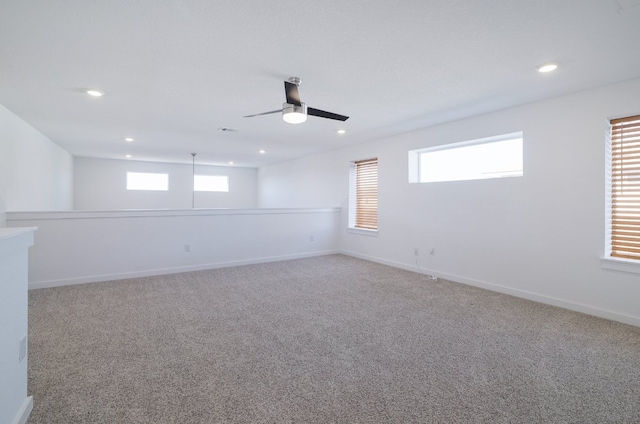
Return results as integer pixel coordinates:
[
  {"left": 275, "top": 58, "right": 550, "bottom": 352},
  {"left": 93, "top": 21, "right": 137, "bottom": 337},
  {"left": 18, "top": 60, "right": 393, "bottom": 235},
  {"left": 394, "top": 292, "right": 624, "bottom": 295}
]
[{"left": 1, "top": 0, "right": 640, "bottom": 167}]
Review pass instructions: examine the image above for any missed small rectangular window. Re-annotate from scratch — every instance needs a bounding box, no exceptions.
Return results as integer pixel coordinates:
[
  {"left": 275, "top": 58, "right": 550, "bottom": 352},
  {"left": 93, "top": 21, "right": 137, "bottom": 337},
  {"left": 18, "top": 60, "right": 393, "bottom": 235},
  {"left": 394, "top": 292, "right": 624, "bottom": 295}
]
[
  {"left": 194, "top": 175, "right": 229, "bottom": 192},
  {"left": 409, "top": 132, "right": 523, "bottom": 183},
  {"left": 609, "top": 115, "right": 640, "bottom": 261},
  {"left": 126, "top": 172, "right": 168, "bottom": 191},
  {"left": 349, "top": 158, "right": 378, "bottom": 231}
]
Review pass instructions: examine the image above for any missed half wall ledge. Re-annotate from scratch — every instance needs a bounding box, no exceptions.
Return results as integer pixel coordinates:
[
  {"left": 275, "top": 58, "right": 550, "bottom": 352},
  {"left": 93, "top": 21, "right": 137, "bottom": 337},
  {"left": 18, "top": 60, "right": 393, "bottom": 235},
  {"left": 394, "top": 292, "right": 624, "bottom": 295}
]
[{"left": 6, "top": 208, "right": 341, "bottom": 289}]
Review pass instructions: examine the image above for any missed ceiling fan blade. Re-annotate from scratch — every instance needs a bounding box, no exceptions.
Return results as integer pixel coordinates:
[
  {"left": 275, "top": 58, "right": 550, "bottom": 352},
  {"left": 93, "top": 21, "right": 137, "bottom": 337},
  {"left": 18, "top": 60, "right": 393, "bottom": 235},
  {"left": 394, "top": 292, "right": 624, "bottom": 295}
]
[
  {"left": 243, "top": 109, "right": 282, "bottom": 118},
  {"left": 307, "top": 107, "right": 349, "bottom": 121},
  {"left": 284, "top": 81, "right": 302, "bottom": 106}
]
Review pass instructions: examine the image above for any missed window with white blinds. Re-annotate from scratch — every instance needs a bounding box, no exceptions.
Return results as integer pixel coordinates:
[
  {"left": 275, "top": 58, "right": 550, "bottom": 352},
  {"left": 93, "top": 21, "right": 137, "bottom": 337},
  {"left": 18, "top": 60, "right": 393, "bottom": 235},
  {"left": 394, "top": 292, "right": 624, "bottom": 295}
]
[
  {"left": 610, "top": 115, "right": 640, "bottom": 260},
  {"left": 350, "top": 158, "right": 378, "bottom": 231}
]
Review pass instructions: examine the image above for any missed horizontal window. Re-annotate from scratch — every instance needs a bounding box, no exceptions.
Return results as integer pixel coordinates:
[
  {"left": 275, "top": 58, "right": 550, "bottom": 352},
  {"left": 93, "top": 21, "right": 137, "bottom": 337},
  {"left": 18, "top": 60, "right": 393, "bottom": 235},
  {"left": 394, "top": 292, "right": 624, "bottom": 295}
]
[
  {"left": 409, "top": 132, "right": 523, "bottom": 183},
  {"left": 126, "top": 172, "right": 168, "bottom": 191},
  {"left": 194, "top": 175, "right": 229, "bottom": 192}
]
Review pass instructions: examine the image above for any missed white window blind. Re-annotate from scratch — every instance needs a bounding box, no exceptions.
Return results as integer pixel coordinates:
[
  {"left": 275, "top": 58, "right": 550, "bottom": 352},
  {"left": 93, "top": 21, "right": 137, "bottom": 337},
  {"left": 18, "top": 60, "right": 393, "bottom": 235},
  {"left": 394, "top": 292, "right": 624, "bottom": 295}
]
[{"left": 610, "top": 115, "right": 640, "bottom": 260}]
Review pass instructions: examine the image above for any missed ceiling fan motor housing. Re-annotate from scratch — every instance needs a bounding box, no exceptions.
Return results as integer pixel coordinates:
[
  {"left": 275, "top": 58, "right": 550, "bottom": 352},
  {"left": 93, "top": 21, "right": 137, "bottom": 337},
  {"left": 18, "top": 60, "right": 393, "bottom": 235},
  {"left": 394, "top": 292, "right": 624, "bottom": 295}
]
[{"left": 282, "top": 102, "right": 307, "bottom": 124}]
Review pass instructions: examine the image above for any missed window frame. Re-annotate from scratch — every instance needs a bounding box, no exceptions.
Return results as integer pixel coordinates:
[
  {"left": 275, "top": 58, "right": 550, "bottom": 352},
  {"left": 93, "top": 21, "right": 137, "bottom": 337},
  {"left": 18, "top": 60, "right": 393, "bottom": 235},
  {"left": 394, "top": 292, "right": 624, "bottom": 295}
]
[
  {"left": 408, "top": 132, "right": 523, "bottom": 184},
  {"left": 603, "top": 114, "right": 640, "bottom": 274},
  {"left": 349, "top": 158, "right": 379, "bottom": 235},
  {"left": 194, "top": 174, "right": 229, "bottom": 192},
  {"left": 126, "top": 172, "right": 169, "bottom": 191}
]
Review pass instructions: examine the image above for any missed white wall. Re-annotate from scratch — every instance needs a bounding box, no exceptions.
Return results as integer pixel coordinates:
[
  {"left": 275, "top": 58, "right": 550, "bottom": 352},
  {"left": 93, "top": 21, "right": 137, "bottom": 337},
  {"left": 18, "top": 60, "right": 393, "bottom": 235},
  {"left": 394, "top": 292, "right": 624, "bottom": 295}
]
[
  {"left": 258, "top": 153, "right": 347, "bottom": 208},
  {"left": 0, "top": 228, "right": 35, "bottom": 424},
  {"left": 258, "top": 77, "right": 640, "bottom": 326},
  {"left": 74, "top": 157, "right": 257, "bottom": 210},
  {"left": 7, "top": 209, "right": 339, "bottom": 287},
  {"left": 0, "top": 197, "right": 5, "bottom": 229},
  {"left": 0, "top": 104, "right": 73, "bottom": 224}
]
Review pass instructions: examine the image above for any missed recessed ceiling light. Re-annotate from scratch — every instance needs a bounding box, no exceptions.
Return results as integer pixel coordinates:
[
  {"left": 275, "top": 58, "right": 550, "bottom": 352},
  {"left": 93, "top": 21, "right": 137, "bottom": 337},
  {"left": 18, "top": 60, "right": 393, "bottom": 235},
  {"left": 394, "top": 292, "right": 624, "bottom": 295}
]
[
  {"left": 125, "top": 154, "right": 132, "bottom": 158},
  {"left": 228, "top": 161, "right": 234, "bottom": 165},
  {"left": 337, "top": 129, "right": 346, "bottom": 134},
  {"left": 537, "top": 63, "right": 558, "bottom": 73},
  {"left": 124, "top": 137, "right": 134, "bottom": 142},
  {"left": 86, "top": 89, "right": 104, "bottom": 97},
  {"left": 259, "top": 150, "right": 266, "bottom": 154}
]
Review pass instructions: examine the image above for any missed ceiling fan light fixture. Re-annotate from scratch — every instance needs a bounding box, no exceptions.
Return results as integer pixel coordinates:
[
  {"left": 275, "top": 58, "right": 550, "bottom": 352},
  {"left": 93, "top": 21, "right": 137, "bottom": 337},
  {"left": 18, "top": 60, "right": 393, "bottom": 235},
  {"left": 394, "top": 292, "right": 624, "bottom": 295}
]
[{"left": 282, "top": 103, "right": 307, "bottom": 124}]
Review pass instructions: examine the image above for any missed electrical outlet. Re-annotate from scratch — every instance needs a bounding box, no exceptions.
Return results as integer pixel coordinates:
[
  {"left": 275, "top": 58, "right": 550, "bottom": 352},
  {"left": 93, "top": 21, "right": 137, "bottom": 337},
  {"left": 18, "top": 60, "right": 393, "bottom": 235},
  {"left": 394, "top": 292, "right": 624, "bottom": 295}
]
[
  {"left": 414, "top": 248, "right": 419, "bottom": 257},
  {"left": 184, "top": 244, "right": 191, "bottom": 253}
]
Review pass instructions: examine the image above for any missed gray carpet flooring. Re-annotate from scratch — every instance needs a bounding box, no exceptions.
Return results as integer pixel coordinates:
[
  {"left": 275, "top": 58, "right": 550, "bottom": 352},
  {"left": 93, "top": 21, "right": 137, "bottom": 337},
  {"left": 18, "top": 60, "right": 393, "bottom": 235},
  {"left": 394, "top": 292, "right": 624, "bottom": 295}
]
[{"left": 27, "top": 254, "right": 640, "bottom": 423}]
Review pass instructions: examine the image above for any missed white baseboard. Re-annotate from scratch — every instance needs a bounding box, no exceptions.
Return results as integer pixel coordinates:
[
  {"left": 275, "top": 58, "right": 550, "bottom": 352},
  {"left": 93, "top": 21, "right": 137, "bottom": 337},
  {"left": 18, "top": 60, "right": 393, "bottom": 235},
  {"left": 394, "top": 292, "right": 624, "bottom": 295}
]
[
  {"left": 12, "top": 396, "right": 33, "bottom": 424},
  {"left": 29, "top": 250, "right": 339, "bottom": 290},
  {"left": 341, "top": 250, "right": 640, "bottom": 328}
]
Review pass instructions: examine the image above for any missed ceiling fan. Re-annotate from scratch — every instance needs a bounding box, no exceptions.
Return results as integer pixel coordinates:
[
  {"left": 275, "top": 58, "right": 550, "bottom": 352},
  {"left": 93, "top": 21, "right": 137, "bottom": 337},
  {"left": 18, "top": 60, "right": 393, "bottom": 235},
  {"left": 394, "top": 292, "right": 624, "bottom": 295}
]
[{"left": 244, "top": 77, "right": 349, "bottom": 124}]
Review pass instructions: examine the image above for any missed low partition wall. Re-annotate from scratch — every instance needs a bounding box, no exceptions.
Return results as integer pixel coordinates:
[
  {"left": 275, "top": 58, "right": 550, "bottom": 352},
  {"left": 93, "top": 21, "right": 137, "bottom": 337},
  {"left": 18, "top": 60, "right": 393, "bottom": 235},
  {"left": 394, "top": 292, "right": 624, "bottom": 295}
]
[{"left": 7, "top": 208, "right": 340, "bottom": 289}]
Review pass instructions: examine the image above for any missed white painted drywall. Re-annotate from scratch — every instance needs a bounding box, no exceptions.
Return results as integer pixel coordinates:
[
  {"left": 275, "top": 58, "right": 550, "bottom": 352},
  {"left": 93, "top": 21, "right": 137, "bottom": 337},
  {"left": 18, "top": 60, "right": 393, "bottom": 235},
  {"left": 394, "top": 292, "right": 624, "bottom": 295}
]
[
  {"left": 258, "top": 77, "right": 640, "bottom": 326},
  {"left": 0, "top": 197, "right": 6, "bottom": 229},
  {"left": 7, "top": 208, "right": 339, "bottom": 287},
  {"left": 0, "top": 104, "right": 73, "bottom": 220},
  {"left": 74, "top": 157, "right": 257, "bottom": 210},
  {"left": 0, "top": 228, "right": 35, "bottom": 424}
]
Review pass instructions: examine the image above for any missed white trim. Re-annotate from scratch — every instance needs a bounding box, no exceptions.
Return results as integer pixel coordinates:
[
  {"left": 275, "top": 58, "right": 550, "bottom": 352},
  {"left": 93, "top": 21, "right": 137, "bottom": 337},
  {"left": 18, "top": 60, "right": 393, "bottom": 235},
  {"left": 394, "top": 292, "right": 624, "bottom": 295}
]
[
  {"left": 11, "top": 396, "right": 32, "bottom": 424},
  {"left": 341, "top": 250, "right": 640, "bottom": 328},
  {"left": 347, "top": 227, "right": 378, "bottom": 237},
  {"left": 126, "top": 171, "right": 169, "bottom": 191},
  {"left": 603, "top": 119, "right": 613, "bottom": 259},
  {"left": 28, "top": 250, "right": 339, "bottom": 290},
  {"left": 416, "top": 131, "right": 524, "bottom": 153},
  {"left": 601, "top": 257, "right": 640, "bottom": 275},
  {"left": 7, "top": 208, "right": 340, "bottom": 222},
  {"left": 341, "top": 250, "right": 435, "bottom": 274},
  {"left": 194, "top": 174, "right": 229, "bottom": 192},
  {"left": 409, "top": 131, "right": 523, "bottom": 184},
  {"left": 0, "top": 227, "right": 37, "bottom": 241},
  {"left": 348, "top": 157, "right": 378, "bottom": 230}
]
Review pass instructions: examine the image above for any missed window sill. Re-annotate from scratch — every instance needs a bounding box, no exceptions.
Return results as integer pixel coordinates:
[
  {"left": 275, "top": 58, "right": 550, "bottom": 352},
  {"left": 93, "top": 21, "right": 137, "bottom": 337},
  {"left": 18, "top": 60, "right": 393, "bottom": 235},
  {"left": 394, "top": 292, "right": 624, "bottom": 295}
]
[
  {"left": 601, "top": 257, "right": 640, "bottom": 275},
  {"left": 347, "top": 227, "right": 378, "bottom": 237}
]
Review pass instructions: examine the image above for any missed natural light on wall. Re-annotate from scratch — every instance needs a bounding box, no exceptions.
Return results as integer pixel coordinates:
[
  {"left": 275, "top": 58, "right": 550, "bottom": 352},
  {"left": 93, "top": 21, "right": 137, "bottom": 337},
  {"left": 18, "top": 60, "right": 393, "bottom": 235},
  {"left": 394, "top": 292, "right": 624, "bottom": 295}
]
[
  {"left": 194, "top": 175, "right": 229, "bottom": 192},
  {"left": 409, "top": 132, "right": 523, "bottom": 183},
  {"left": 126, "top": 172, "right": 169, "bottom": 191}
]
